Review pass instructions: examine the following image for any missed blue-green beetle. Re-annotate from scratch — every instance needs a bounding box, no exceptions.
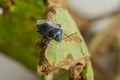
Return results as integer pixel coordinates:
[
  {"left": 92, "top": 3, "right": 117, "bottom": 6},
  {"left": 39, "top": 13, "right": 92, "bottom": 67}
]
[{"left": 36, "top": 20, "right": 62, "bottom": 42}]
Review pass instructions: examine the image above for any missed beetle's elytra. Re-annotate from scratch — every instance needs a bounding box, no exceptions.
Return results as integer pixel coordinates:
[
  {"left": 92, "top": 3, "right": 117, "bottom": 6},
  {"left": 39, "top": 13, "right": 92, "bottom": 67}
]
[{"left": 36, "top": 20, "right": 62, "bottom": 42}]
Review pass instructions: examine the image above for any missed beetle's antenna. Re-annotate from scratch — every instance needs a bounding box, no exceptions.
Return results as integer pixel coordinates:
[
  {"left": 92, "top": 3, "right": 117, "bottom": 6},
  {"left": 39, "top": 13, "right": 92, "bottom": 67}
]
[{"left": 63, "top": 32, "right": 77, "bottom": 40}]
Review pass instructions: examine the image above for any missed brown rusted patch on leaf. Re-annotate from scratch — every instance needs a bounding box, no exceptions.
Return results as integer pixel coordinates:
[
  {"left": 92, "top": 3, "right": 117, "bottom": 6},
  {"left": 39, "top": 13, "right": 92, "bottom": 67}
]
[
  {"left": 56, "top": 54, "right": 90, "bottom": 69},
  {"left": 68, "top": 55, "right": 90, "bottom": 80},
  {"left": 55, "top": 54, "right": 90, "bottom": 80},
  {"left": 72, "top": 36, "right": 82, "bottom": 45},
  {"left": 63, "top": 33, "right": 82, "bottom": 47},
  {"left": 55, "top": 54, "right": 74, "bottom": 69},
  {"left": 44, "top": 0, "right": 62, "bottom": 8},
  {"left": 37, "top": 42, "right": 90, "bottom": 77},
  {"left": 45, "top": 6, "right": 56, "bottom": 19},
  {"left": 44, "top": 0, "right": 63, "bottom": 19},
  {"left": 37, "top": 37, "right": 53, "bottom": 75}
]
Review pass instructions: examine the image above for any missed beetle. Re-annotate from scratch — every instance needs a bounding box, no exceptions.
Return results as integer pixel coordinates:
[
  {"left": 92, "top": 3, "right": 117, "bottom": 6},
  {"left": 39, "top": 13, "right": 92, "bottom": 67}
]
[
  {"left": 36, "top": 20, "right": 62, "bottom": 47},
  {"left": 36, "top": 20, "right": 77, "bottom": 48}
]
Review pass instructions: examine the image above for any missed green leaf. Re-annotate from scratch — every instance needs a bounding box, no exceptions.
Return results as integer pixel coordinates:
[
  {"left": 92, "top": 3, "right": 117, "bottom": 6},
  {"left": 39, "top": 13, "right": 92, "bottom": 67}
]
[
  {"left": 46, "top": 8, "right": 88, "bottom": 66},
  {"left": 41, "top": 8, "right": 94, "bottom": 80}
]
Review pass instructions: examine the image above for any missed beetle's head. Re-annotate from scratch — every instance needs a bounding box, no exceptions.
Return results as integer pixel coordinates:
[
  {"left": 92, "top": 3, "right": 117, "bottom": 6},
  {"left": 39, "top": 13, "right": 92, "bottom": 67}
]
[{"left": 53, "top": 29, "right": 62, "bottom": 42}]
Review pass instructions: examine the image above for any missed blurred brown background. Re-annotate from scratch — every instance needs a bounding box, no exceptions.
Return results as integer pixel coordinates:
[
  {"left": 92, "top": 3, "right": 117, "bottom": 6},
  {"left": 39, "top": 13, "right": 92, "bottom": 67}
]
[{"left": 62, "top": 0, "right": 120, "bottom": 80}]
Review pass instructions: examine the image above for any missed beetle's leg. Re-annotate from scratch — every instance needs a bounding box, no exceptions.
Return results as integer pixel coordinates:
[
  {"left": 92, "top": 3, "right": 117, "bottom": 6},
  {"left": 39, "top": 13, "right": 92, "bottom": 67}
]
[
  {"left": 36, "top": 36, "right": 48, "bottom": 48},
  {"left": 36, "top": 40, "right": 44, "bottom": 48},
  {"left": 36, "top": 39, "right": 45, "bottom": 48},
  {"left": 57, "top": 24, "right": 61, "bottom": 28}
]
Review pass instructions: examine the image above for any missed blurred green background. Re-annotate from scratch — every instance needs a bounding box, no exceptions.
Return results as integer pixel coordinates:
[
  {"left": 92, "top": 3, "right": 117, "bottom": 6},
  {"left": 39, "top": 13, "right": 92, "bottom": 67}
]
[{"left": 0, "top": 0, "right": 45, "bottom": 70}]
